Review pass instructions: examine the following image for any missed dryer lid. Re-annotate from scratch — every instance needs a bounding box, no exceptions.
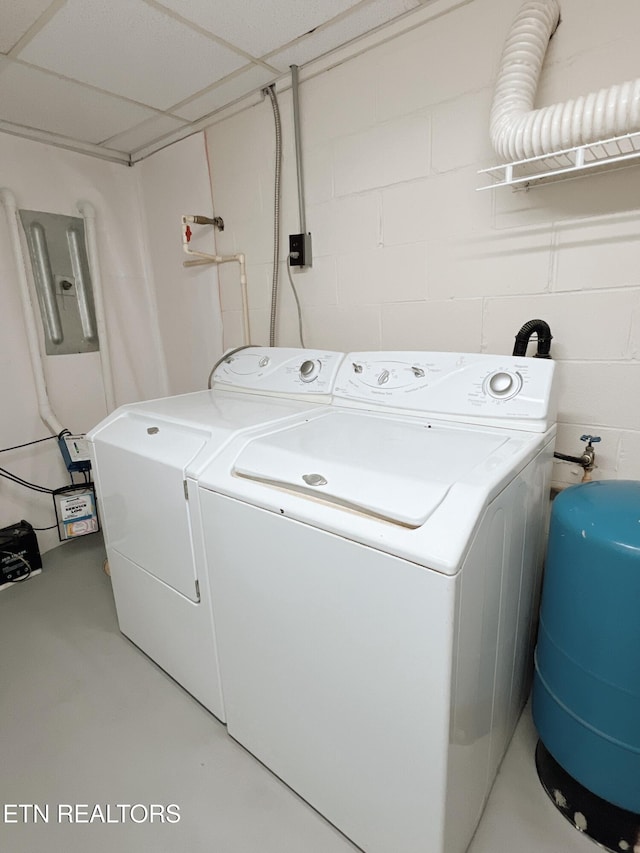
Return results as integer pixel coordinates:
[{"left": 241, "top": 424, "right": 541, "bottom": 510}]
[{"left": 232, "top": 411, "right": 508, "bottom": 527}]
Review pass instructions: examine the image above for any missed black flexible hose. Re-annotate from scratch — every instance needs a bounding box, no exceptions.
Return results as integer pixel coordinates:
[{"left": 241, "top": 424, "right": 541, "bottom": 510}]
[
  {"left": 513, "top": 319, "right": 553, "bottom": 357},
  {"left": 553, "top": 452, "right": 583, "bottom": 464}
]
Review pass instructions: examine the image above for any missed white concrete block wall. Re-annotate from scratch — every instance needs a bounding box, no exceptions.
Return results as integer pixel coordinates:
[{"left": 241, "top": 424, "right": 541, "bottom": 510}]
[{"left": 205, "top": 0, "right": 640, "bottom": 485}]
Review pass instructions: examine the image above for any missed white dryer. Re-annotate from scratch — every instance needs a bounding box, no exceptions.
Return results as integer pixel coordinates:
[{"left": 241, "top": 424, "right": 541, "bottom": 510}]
[
  {"left": 87, "top": 348, "right": 344, "bottom": 720},
  {"left": 197, "top": 351, "right": 556, "bottom": 853}
]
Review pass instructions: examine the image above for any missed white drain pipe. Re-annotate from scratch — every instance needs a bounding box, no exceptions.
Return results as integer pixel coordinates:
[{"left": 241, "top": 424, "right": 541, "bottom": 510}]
[
  {"left": 181, "top": 216, "right": 251, "bottom": 345},
  {"left": 490, "top": 0, "right": 640, "bottom": 161},
  {"left": 0, "top": 188, "right": 65, "bottom": 436},
  {"left": 183, "top": 251, "right": 250, "bottom": 346},
  {"left": 77, "top": 201, "right": 116, "bottom": 412}
]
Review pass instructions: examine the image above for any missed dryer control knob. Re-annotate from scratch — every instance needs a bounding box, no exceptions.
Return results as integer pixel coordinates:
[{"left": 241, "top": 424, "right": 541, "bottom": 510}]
[
  {"left": 300, "top": 359, "right": 320, "bottom": 382},
  {"left": 378, "top": 369, "right": 390, "bottom": 385}
]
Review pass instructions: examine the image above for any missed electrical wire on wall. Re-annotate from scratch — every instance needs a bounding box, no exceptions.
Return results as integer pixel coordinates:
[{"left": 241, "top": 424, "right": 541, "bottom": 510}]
[
  {"left": 0, "top": 434, "right": 78, "bottom": 532},
  {"left": 0, "top": 434, "right": 58, "bottom": 494},
  {"left": 0, "top": 435, "right": 57, "bottom": 454},
  {"left": 286, "top": 254, "right": 305, "bottom": 347},
  {"left": 0, "top": 467, "right": 59, "bottom": 533},
  {"left": 265, "top": 85, "right": 282, "bottom": 347},
  {"left": 0, "top": 466, "right": 53, "bottom": 494}
]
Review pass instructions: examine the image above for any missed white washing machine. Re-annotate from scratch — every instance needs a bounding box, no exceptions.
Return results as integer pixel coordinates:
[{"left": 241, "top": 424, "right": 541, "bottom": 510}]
[
  {"left": 87, "top": 347, "right": 344, "bottom": 720},
  {"left": 197, "top": 351, "right": 557, "bottom": 853}
]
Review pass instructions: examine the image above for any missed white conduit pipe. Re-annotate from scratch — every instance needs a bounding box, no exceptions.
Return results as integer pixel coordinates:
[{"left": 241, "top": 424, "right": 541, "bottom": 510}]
[
  {"left": 0, "top": 188, "right": 65, "bottom": 436},
  {"left": 77, "top": 201, "right": 116, "bottom": 413},
  {"left": 490, "top": 0, "right": 640, "bottom": 162},
  {"left": 219, "top": 253, "right": 250, "bottom": 347},
  {"left": 182, "top": 217, "right": 251, "bottom": 346},
  {"left": 184, "top": 253, "right": 250, "bottom": 346}
]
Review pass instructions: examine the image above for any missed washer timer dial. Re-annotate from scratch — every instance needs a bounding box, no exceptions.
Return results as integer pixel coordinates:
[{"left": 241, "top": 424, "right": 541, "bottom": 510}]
[
  {"left": 299, "top": 359, "right": 321, "bottom": 383},
  {"left": 484, "top": 370, "right": 522, "bottom": 400}
]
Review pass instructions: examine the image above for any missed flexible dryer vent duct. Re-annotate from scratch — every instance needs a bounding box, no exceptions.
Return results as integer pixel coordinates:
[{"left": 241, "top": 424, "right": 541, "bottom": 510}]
[{"left": 490, "top": 0, "right": 640, "bottom": 161}]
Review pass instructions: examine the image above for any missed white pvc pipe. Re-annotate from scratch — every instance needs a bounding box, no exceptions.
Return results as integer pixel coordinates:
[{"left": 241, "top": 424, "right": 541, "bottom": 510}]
[
  {"left": 490, "top": 0, "right": 640, "bottom": 161},
  {"left": 0, "top": 188, "right": 65, "bottom": 436},
  {"left": 183, "top": 252, "right": 251, "bottom": 346},
  {"left": 181, "top": 217, "right": 251, "bottom": 345},
  {"left": 77, "top": 201, "right": 116, "bottom": 413},
  {"left": 235, "top": 253, "right": 250, "bottom": 346}
]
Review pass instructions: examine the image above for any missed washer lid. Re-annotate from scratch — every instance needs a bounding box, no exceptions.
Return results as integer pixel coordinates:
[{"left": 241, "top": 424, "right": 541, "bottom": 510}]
[{"left": 232, "top": 411, "right": 508, "bottom": 527}]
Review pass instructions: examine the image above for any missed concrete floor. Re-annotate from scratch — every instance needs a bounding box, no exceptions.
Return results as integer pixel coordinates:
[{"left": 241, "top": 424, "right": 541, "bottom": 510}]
[{"left": 0, "top": 534, "right": 598, "bottom": 853}]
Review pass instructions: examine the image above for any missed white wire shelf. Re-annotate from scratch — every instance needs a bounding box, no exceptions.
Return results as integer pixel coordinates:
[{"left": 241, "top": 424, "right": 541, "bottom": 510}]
[{"left": 477, "top": 130, "right": 640, "bottom": 191}]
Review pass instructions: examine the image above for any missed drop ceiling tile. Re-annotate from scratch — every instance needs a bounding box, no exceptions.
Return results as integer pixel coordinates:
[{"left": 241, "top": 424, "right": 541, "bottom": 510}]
[
  {"left": 173, "top": 65, "right": 275, "bottom": 121},
  {"left": 155, "top": 0, "right": 363, "bottom": 58},
  {"left": 18, "top": 0, "right": 247, "bottom": 110},
  {"left": 267, "top": 0, "right": 421, "bottom": 71},
  {"left": 101, "top": 113, "right": 188, "bottom": 153},
  {"left": 0, "top": 61, "right": 158, "bottom": 143},
  {"left": 0, "top": 0, "right": 53, "bottom": 54}
]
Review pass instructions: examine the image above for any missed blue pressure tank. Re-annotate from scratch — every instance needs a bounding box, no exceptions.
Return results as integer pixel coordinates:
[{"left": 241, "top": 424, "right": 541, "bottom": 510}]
[{"left": 532, "top": 480, "right": 640, "bottom": 817}]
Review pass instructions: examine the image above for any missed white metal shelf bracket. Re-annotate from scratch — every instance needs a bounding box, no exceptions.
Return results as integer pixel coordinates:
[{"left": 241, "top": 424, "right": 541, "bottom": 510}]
[{"left": 477, "top": 130, "right": 640, "bottom": 191}]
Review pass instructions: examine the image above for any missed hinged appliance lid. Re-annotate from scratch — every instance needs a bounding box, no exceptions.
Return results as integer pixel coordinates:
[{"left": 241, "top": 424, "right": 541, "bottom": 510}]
[{"left": 233, "top": 411, "right": 508, "bottom": 527}]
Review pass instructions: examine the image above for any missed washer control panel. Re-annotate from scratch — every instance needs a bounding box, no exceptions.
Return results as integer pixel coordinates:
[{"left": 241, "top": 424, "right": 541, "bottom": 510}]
[
  {"left": 335, "top": 352, "right": 556, "bottom": 431},
  {"left": 213, "top": 347, "right": 344, "bottom": 396},
  {"left": 347, "top": 360, "right": 436, "bottom": 391}
]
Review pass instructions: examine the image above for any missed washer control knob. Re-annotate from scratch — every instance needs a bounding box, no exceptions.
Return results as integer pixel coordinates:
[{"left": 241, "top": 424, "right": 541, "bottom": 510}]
[
  {"left": 378, "top": 369, "right": 390, "bottom": 386},
  {"left": 490, "top": 372, "right": 513, "bottom": 394},
  {"left": 352, "top": 363, "right": 363, "bottom": 373},
  {"left": 486, "top": 370, "right": 521, "bottom": 399},
  {"left": 299, "top": 359, "right": 320, "bottom": 382},
  {"left": 411, "top": 366, "right": 425, "bottom": 378},
  {"left": 259, "top": 356, "right": 270, "bottom": 368}
]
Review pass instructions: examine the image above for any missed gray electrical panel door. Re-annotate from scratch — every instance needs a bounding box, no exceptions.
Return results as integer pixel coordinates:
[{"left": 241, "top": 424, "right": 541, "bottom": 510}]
[{"left": 19, "top": 210, "right": 99, "bottom": 355}]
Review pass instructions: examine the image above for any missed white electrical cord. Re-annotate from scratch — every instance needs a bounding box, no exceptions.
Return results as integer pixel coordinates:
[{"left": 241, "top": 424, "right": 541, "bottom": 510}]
[{"left": 286, "top": 254, "right": 305, "bottom": 348}]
